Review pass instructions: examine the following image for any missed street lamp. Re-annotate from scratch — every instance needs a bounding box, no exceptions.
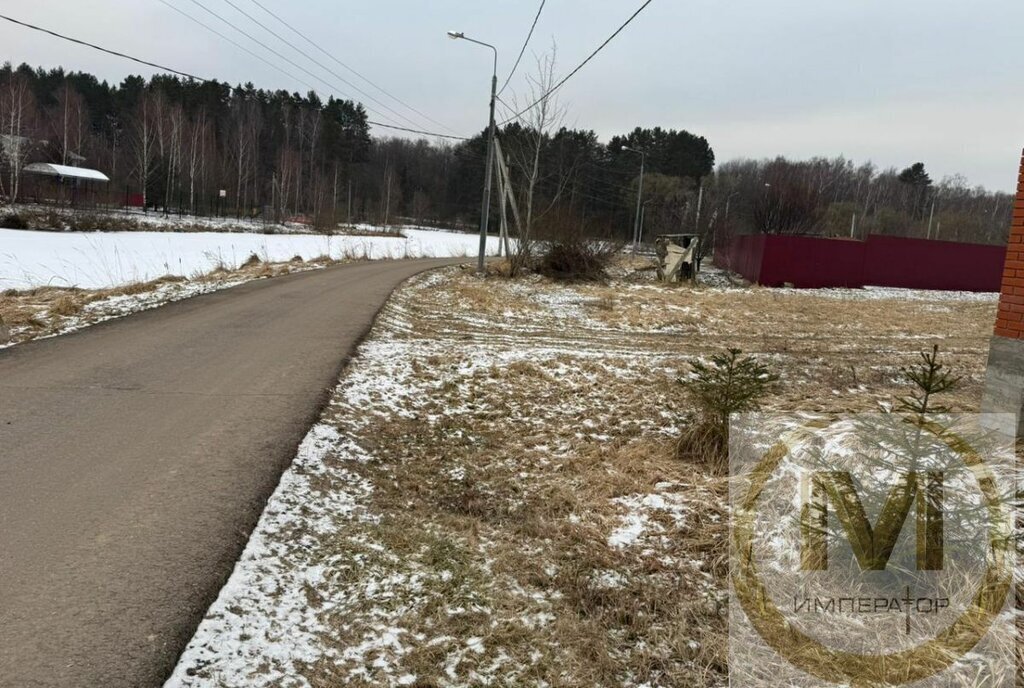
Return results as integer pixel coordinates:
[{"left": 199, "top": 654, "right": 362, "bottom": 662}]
[
  {"left": 639, "top": 199, "right": 654, "bottom": 247},
  {"left": 622, "top": 146, "right": 646, "bottom": 253},
  {"left": 448, "top": 30, "right": 498, "bottom": 274}
]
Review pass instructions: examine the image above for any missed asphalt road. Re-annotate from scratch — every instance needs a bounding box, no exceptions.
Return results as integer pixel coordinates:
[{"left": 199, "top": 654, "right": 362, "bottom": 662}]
[{"left": 0, "top": 258, "right": 459, "bottom": 687}]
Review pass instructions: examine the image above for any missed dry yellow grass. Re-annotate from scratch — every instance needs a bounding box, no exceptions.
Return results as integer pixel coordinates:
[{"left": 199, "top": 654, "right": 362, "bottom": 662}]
[
  {"left": 209, "top": 265, "right": 1000, "bottom": 687},
  {"left": 0, "top": 256, "right": 350, "bottom": 347},
  {"left": 48, "top": 294, "right": 82, "bottom": 317}
]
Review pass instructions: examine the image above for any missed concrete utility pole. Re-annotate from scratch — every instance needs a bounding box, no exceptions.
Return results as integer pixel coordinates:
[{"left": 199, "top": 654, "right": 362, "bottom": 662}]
[
  {"left": 448, "top": 31, "right": 498, "bottom": 273},
  {"left": 927, "top": 196, "right": 937, "bottom": 239},
  {"left": 623, "top": 146, "right": 646, "bottom": 253},
  {"left": 640, "top": 204, "right": 646, "bottom": 241},
  {"left": 694, "top": 181, "right": 704, "bottom": 232},
  {"left": 640, "top": 200, "right": 653, "bottom": 246}
]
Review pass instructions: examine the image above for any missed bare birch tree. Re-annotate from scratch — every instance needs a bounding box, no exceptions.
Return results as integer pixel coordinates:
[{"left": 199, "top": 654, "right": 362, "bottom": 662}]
[
  {"left": 165, "top": 103, "right": 184, "bottom": 211},
  {"left": 0, "top": 71, "right": 37, "bottom": 203},
  {"left": 130, "top": 92, "right": 158, "bottom": 209},
  {"left": 184, "top": 108, "right": 209, "bottom": 213},
  {"left": 228, "top": 94, "right": 262, "bottom": 216},
  {"left": 503, "top": 44, "right": 572, "bottom": 275},
  {"left": 52, "top": 82, "right": 87, "bottom": 167}
]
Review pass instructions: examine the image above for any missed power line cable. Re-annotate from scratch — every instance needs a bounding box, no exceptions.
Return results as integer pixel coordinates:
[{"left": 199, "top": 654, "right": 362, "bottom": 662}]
[
  {"left": 499, "top": 0, "right": 654, "bottom": 125},
  {"left": 155, "top": 0, "right": 323, "bottom": 92},
  {"left": 161, "top": 1, "right": 459, "bottom": 138},
  {"left": 0, "top": 13, "right": 208, "bottom": 81},
  {"left": 215, "top": 0, "right": 448, "bottom": 134},
  {"left": 172, "top": 0, "right": 411, "bottom": 128},
  {"left": 9, "top": 4, "right": 463, "bottom": 140},
  {"left": 244, "top": 0, "right": 459, "bottom": 135},
  {"left": 367, "top": 121, "right": 467, "bottom": 140},
  {"left": 495, "top": 95, "right": 520, "bottom": 121},
  {"left": 497, "top": 0, "right": 546, "bottom": 97}
]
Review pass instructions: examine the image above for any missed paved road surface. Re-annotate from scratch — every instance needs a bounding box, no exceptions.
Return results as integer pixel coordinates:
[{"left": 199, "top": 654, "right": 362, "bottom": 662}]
[{"left": 0, "top": 259, "right": 458, "bottom": 687}]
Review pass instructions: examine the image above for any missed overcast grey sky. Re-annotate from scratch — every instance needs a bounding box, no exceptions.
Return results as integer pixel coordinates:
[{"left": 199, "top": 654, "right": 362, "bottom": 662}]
[{"left": 4, "top": 0, "right": 1023, "bottom": 190}]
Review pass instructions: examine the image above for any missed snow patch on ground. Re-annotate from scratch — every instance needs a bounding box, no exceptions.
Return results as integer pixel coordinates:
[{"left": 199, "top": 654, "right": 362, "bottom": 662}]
[
  {"left": 165, "top": 423, "right": 378, "bottom": 687},
  {"left": 608, "top": 489, "right": 690, "bottom": 550},
  {"left": 0, "top": 227, "right": 496, "bottom": 289},
  {"left": 1, "top": 276, "right": 248, "bottom": 350}
]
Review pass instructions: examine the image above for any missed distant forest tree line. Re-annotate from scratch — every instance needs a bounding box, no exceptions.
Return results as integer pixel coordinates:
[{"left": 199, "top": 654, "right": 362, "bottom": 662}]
[{"left": 0, "top": 63, "right": 1013, "bottom": 246}]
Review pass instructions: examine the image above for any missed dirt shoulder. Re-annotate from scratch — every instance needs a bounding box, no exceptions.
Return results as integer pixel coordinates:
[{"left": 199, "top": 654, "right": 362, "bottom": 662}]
[{"left": 168, "top": 264, "right": 997, "bottom": 687}]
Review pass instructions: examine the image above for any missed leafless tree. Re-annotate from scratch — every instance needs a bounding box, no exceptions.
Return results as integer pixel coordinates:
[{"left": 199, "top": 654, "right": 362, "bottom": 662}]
[
  {"left": 164, "top": 103, "right": 184, "bottom": 211},
  {"left": 227, "top": 93, "right": 262, "bottom": 215},
  {"left": 184, "top": 108, "right": 210, "bottom": 213},
  {"left": 130, "top": 91, "right": 159, "bottom": 208},
  {"left": 52, "top": 81, "right": 87, "bottom": 167},
  {"left": 502, "top": 44, "right": 572, "bottom": 275},
  {"left": 0, "top": 71, "right": 37, "bottom": 203}
]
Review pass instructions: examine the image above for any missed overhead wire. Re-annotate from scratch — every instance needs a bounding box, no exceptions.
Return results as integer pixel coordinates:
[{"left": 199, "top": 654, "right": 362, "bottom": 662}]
[
  {"left": 175, "top": 0, "right": 409, "bottom": 127},
  {"left": 0, "top": 13, "right": 208, "bottom": 81},
  {"left": 499, "top": 0, "right": 655, "bottom": 125},
  {"left": 496, "top": 0, "right": 546, "bottom": 97},
  {"left": 367, "top": 121, "right": 468, "bottom": 140},
  {"left": 155, "top": 0, "right": 323, "bottom": 94},
  {"left": 244, "top": 0, "right": 460, "bottom": 135},
  {"left": 156, "top": 0, "right": 461, "bottom": 137},
  {"left": 215, "top": 0, "right": 448, "bottom": 134},
  {"left": 2, "top": 8, "right": 463, "bottom": 140}
]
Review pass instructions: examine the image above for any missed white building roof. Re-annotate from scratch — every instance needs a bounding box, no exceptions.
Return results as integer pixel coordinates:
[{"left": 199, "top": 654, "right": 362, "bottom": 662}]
[{"left": 23, "top": 163, "right": 109, "bottom": 182}]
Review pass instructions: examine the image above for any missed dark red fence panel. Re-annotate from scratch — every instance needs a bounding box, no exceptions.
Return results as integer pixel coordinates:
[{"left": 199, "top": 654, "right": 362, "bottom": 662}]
[
  {"left": 759, "top": 235, "right": 865, "bottom": 288},
  {"left": 863, "top": 235, "right": 1006, "bottom": 292},
  {"left": 716, "top": 234, "right": 1007, "bottom": 292},
  {"left": 716, "top": 233, "right": 766, "bottom": 283}
]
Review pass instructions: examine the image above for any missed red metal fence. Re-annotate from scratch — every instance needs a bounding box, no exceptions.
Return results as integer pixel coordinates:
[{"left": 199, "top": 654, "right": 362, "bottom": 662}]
[{"left": 716, "top": 234, "right": 1007, "bottom": 292}]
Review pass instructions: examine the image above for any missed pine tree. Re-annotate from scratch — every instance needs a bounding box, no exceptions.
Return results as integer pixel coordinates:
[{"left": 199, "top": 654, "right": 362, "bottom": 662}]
[
  {"left": 677, "top": 348, "right": 779, "bottom": 468},
  {"left": 895, "top": 344, "right": 960, "bottom": 419},
  {"left": 897, "top": 162, "right": 932, "bottom": 187}
]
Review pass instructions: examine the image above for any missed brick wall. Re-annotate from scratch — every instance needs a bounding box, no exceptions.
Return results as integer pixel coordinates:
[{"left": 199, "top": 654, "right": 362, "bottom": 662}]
[{"left": 994, "top": 150, "right": 1024, "bottom": 339}]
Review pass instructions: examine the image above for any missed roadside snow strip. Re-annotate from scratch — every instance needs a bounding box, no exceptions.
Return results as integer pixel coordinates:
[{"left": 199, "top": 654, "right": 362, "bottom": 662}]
[{"left": 0, "top": 227, "right": 496, "bottom": 290}]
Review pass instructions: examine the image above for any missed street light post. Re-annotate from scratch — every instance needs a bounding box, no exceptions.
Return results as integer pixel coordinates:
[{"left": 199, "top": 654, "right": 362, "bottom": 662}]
[
  {"left": 623, "top": 146, "right": 646, "bottom": 253},
  {"left": 448, "top": 31, "right": 497, "bottom": 274},
  {"left": 639, "top": 199, "right": 653, "bottom": 247}
]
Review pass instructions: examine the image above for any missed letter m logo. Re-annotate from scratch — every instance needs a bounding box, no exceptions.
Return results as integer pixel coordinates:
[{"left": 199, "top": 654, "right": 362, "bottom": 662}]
[{"left": 800, "top": 471, "right": 944, "bottom": 571}]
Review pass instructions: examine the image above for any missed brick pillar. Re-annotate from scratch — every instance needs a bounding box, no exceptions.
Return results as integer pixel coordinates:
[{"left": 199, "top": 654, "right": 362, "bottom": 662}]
[{"left": 982, "top": 149, "right": 1024, "bottom": 435}]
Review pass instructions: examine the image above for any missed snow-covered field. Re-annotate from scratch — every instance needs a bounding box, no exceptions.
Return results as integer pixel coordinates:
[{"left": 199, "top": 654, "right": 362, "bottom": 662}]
[{"left": 0, "top": 227, "right": 496, "bottom": 290}]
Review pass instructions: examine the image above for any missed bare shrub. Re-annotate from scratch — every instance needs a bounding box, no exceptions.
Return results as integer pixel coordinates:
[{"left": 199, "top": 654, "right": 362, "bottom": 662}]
[
  {"left": 537, "top": 236, "right": 621, "bottom": 282},
  {"left": 0, "top": 212, "right": 27, "bottom": 229},
  {"left": 240, "top": 253, "right": 262, "bottom": 268}
]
